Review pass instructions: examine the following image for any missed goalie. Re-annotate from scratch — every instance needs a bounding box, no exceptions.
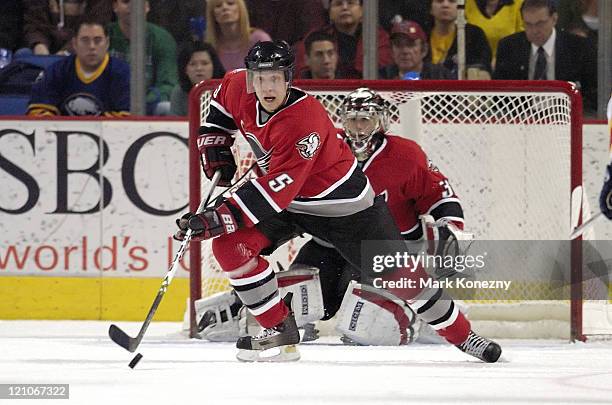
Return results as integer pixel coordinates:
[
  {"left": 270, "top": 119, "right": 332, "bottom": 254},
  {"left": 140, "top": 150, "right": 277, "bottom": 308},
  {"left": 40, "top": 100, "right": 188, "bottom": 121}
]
[{"left": 195, "top": 88, "right": 497, "bottom": 360}]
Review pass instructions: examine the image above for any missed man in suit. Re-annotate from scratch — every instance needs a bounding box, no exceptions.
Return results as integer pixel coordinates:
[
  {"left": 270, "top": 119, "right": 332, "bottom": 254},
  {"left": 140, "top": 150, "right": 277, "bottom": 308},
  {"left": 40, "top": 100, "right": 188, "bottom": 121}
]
[{"left": 494, "top": 0, "right": 597, "bottom": 113}]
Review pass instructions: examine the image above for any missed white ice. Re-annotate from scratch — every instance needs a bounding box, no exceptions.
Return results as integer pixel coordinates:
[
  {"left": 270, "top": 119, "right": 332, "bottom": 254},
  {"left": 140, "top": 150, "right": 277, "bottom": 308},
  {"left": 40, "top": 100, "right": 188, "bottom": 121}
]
[{"left": 2, "top": 320, "right": 611, "bottom": 405}]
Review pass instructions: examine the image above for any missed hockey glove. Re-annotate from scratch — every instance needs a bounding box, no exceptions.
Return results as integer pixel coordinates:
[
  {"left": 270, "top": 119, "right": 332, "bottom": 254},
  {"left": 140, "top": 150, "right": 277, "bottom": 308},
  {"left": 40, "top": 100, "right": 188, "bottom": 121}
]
[
  {"left": 197, "top": 132, "right": 237, "bottom": 187},
  {"left": 422, "top": 215, "right": 474, "bottom": 279},
  {"left": 599, "top": 164, "right": 612, "bottom": 219},
  {"left": 174, "top": 203, "right": 238, "bottom": 242}
]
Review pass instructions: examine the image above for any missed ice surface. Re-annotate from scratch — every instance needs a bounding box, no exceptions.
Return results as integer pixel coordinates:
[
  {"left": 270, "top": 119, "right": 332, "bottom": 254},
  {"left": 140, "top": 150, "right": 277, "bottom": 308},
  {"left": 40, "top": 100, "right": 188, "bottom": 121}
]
[{"left": 1, "top": 321, "right": 611, "bottom": 405}]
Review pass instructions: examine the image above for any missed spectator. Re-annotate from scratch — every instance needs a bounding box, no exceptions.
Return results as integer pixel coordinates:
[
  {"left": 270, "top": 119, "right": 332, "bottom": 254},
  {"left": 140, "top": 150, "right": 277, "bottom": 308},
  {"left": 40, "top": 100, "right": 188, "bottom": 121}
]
[
  {"left": 428, "top": 0, "right": 492, "bottom": 78},
  {"left": 23, "top": 0, "right": 111, "bottom": 55},
  {"left": 295, "top": 0, "right": 392, "bottom": 79},
  {"left": 27, "top": 18, "right": 129, "bottom": 116},
  {"left": 378, "top": 0, "right": 431, "bottom": 33},
  {"left": 108, "top": 0, "right": 178, "bottom": 115},
  {"left": 205, "top": 0, "right": 271, "bottom": 71},
  {"left": 557, "top": 0, "right": 598, "bottom": 42},
  {"left": 246, "top": 0, "right": 327, "bottom": 46},
  {"left": 300, "top": 31, "right": 358, "bottom": 79},
  {"left": 494, "top": 0, "right": 597, "bottom": 112},
  {"left": 465, "top": 0, "right": 524, "bottom": 62},
  {"left": 380, "top": 20, "right": 454, "bottom": 80},
  {"left": 170, "top": 41, "right": 225, "bottom": 116},
  {"left": 0, "top": 0, "right": 24, "bottom": 52}
]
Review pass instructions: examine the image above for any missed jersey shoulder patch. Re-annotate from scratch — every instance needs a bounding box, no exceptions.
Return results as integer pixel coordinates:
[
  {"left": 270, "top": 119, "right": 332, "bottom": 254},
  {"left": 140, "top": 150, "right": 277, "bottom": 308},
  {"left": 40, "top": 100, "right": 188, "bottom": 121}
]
[{"left": 296, "top": 132, "right": 321, "bottom": 159}]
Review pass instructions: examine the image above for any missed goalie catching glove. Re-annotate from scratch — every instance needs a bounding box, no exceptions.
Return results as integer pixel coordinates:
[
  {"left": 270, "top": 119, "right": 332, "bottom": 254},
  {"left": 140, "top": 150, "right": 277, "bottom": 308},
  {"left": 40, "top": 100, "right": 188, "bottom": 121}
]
[
  {"left": 174, "top": 202, "right": 239, "bottom": 242},
  {"left": 197, "top": 132, "right": 237, "bottom": 187},
  {"left": 421, "top": 215, "right": 474, "bottom": 279}
]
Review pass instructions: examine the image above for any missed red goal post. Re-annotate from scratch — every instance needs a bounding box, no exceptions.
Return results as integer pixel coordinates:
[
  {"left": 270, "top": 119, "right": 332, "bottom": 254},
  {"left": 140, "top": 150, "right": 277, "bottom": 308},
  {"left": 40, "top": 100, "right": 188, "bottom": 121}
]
[{"left": 188, "top": 79, "right": 587, "bottom": 341}]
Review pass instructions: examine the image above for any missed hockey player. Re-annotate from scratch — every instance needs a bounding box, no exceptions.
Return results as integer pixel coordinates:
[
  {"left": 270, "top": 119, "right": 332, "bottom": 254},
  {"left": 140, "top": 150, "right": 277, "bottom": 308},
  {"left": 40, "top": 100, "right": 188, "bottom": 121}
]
[{"left": 175, "top": 40, "right": 501, "bottom": 362}]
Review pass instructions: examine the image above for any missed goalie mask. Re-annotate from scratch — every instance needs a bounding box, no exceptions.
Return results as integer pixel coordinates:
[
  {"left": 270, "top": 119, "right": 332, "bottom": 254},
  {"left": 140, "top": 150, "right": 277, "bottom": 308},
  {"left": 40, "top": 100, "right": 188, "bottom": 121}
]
[
  {"left": 340, "top": 87, "right": 389, "bottom": 161},
  {"left": 244, "top": 40, "right": 295, "bottom": 98}
]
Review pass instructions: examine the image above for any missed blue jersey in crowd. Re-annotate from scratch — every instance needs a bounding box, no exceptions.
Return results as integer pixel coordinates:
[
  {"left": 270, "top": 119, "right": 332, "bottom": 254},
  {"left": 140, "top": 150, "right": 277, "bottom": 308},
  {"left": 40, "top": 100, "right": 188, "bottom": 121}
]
[{"left": 27, "top": 54, "right": 130, "bottom": 117}]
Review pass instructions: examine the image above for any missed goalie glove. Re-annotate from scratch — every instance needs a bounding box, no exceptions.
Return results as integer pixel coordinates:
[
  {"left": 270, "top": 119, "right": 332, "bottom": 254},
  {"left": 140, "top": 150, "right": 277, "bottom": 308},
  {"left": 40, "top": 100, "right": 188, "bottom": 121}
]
[
  {"left": 197, "top": 132, "right": 237, "bottom": 187},
  {"left": 600, "top": 164, "right": 612, "bottom": 220},
  {"left": 421, "top": 215, "right": 474, "bottom": 279},
  {"left": 174, "top": 203, "right": 239, "bottom": 242}
]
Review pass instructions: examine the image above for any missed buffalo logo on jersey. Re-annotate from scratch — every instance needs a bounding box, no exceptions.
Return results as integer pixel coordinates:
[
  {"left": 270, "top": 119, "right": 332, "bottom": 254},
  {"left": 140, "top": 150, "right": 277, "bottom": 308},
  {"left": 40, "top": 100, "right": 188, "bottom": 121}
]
[
  {"left": 296, "top": 132, "right": 320, "bottom": 160},
  {"left": 62, "top": 93, "right": 104, "bottom": 116}
]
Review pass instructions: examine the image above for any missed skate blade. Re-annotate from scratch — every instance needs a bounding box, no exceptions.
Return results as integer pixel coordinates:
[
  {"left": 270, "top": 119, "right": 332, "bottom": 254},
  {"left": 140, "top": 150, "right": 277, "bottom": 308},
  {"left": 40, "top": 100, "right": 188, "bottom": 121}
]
[{"left": 236, "top": 344, "right": 300, "bottom": 362}]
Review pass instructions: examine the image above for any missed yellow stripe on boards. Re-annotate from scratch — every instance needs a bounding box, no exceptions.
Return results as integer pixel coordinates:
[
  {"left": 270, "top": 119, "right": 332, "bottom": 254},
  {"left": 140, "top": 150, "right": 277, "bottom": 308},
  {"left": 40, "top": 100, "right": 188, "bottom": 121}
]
[{"left": 0, "top": 276, "right": 188, "bottom": 321}]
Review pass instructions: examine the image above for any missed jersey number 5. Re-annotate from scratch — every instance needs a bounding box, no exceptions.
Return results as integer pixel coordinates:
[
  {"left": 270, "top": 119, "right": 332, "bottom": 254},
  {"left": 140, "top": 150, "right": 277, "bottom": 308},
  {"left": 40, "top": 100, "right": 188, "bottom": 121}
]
[{"left": 269, "top": 173, "right": 294, "bottom": 192}]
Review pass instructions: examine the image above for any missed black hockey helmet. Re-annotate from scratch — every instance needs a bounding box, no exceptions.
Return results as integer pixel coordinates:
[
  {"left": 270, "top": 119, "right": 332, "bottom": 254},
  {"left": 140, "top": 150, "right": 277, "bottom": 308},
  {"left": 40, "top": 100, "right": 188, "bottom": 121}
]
[
  {"left": 245, "top": 40, "right": 295, "bottom": 71},
  {"left": 244, "top": 40, "right": 295, "bottom": 93},
  {"left": 340, "top": 87, "right": 389, "bottom": 161}
]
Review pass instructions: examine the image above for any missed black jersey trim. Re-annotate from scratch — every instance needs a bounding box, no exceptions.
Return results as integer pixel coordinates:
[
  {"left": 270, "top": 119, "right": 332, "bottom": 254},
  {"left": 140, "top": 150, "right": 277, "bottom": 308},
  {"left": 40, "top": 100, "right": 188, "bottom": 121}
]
[
  {"left": 200, "top": 102, "right": 238, "bottom": 134},
  {"left": 233, "top": 180, "right": 282, "bottom": 224}
]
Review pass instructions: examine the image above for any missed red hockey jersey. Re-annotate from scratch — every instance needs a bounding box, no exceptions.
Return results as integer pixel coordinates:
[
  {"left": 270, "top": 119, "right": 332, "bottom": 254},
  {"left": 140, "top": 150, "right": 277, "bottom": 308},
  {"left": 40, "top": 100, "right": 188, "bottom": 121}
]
[
  {"left": 359, "top": 134, "right": 464, "bottom": 239},
  {"left": 200, "top": 70, "right": 374, "bottom": 227}
]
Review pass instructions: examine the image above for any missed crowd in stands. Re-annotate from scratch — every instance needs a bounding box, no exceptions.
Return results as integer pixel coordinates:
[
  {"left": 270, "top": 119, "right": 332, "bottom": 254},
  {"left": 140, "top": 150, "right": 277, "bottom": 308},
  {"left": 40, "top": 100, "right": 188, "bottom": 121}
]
[{"left": 0, "top": 0, "right": 603, "bottom": 116}]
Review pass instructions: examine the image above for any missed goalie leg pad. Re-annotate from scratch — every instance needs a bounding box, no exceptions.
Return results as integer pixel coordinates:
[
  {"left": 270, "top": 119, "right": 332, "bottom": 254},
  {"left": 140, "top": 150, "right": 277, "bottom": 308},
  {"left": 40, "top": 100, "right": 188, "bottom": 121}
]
[
  {"left": 277, "top": 264, "right": 325, "bottom": 327},
  {"left": 335, "top": 281, "right": 418, "bottom": 346},
  {"left": 194, "top": 290, "right": 241, "bottom": 341}
]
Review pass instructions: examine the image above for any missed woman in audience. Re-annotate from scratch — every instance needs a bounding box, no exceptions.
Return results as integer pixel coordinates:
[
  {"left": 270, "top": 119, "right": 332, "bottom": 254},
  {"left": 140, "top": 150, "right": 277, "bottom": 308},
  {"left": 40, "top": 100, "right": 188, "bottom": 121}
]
[
  {"left": 205, "top": 0, "right": 271, "bottom": 71},
  {"left": 170, "top": 41, "right": 225, "bottom": 116},
  {"left": 465, "top": 0, "right": 524, "bottom": 63}
]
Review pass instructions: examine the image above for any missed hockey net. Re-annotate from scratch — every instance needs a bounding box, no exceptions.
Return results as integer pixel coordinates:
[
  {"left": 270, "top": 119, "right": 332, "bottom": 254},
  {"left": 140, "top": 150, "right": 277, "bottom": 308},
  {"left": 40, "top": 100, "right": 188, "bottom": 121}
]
[{"left": 188, "top": 79, "right": 612, "bottom": 341}]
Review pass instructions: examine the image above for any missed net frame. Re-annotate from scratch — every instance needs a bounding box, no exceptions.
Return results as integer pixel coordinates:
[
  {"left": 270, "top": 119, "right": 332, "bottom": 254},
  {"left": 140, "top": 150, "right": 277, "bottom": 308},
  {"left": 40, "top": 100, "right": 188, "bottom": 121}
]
[{"left": 187, "top": 79, "right": 584, "bottom": 341}]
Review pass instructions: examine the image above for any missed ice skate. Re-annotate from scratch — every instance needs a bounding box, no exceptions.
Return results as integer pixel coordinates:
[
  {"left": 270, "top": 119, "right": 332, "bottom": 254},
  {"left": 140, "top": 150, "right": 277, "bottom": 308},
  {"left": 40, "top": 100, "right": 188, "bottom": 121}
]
[
  {"left": 236, "top": 293, "right": 301, "bottom": 362},
  {"left": 456, "top": 330, "right": 502, "bottom": 363}
]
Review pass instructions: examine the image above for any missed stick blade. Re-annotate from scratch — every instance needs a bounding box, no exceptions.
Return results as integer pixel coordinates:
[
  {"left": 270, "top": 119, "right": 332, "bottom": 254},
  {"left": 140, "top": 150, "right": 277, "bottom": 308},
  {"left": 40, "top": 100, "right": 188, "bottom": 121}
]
[{"left": 108, "top": 324, "right": 138, "bottom": 352}]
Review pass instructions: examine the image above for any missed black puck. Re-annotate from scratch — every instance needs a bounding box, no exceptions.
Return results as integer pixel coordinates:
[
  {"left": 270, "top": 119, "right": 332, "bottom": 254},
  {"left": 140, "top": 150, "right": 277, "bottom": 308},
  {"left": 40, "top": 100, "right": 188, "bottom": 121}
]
[{"left": 128, "top": 353, "right": 143, "bottom": 369}]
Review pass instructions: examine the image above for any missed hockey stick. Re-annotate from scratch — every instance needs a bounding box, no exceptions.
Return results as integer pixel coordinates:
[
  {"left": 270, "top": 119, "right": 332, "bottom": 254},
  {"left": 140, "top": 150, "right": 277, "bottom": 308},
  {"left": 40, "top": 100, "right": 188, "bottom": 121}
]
[
  {"left": 108, "top": 170, "right": 222, "bottom": 352},
  {"left": 570, "top": 212, "right": 603, "bottom": 240}
]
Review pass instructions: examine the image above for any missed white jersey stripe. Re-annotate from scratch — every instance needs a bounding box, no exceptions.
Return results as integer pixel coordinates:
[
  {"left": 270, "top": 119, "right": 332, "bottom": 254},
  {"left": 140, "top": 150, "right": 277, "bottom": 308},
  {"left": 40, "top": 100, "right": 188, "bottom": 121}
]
[
  {"left": 251, "top": 179, "right": 282, "bottom": 212},
  {"left": 249, "top": 293, "right": 281, "bottom": 316},
  {"left": 429, "top": 304, "right": 459, "bottom": 331},
  {"left": 202, "top": 122, "right": 238, "bottom": 133},
  {"left": 291, "top": 177, "right": 371, "bottom": 206},
  {"left": 438, "top": 216, "right": 465, "bottom": 224},
  {"left": 310, "top": 159, "right": 358, "bottom": 199},
  {"left": 233, "top": 193, "right": 260, "bottom": 225},
  {"left": 362, "top": 137, "right": 388, "bottom": 172},
  {"left": 229, "top": 264, "right": 274, "bottom": 286},
  {"left": 400, "top": 222, "right": 421, "bottom": 235},
  {"left": 426, "top": 198, "right": 462, "bottom": 214},
  {"left": 210, "top": 99, "right": 233, "bottom": 119}
]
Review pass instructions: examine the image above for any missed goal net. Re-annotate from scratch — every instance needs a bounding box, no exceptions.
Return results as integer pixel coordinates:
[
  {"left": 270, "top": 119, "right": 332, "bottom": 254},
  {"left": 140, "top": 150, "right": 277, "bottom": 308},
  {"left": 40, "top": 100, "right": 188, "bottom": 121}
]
[{"left": 187, "top": 79, "right": 612, "bottom": 341}]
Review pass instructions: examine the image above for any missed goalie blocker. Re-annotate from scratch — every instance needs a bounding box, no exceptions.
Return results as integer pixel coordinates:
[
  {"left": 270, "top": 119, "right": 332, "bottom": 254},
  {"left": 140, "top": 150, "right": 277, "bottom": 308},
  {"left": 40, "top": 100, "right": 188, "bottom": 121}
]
[{"left": 194, "top": 265, "right": 419, "bottom": 346}]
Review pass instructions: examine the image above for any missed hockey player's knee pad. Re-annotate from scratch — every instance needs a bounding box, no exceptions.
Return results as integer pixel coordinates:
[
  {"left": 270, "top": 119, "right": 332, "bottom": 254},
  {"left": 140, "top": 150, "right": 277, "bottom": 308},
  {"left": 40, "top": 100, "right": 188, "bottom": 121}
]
[{"left": 212, "top": 227, "right": 271, "bottom": 270}]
